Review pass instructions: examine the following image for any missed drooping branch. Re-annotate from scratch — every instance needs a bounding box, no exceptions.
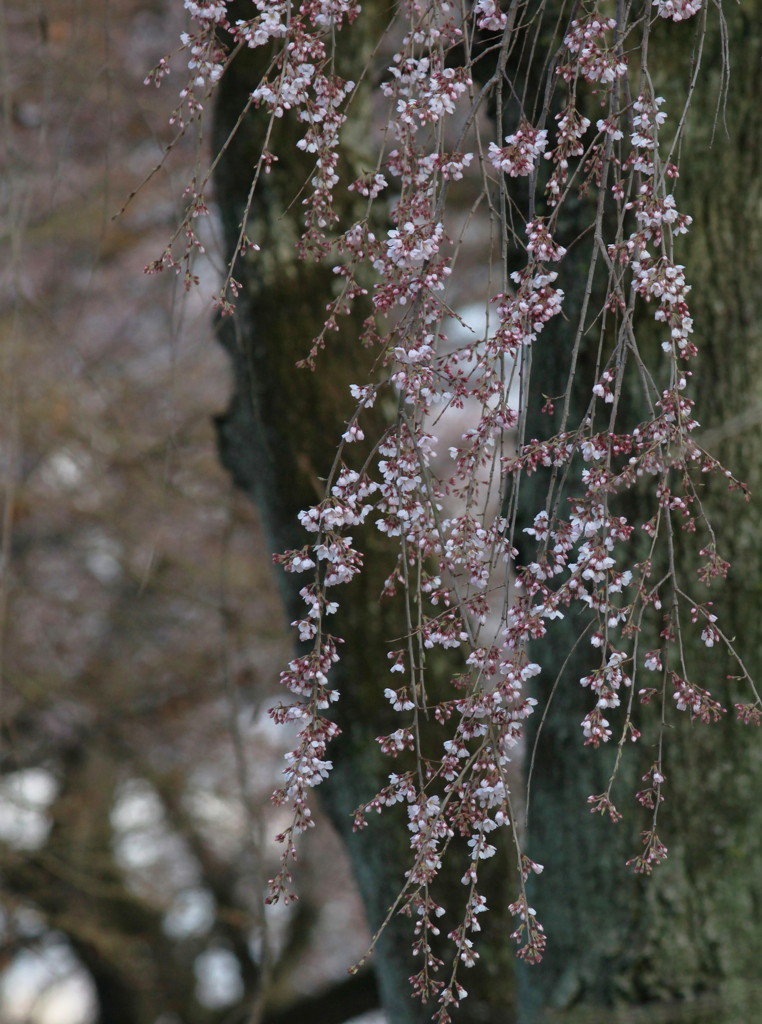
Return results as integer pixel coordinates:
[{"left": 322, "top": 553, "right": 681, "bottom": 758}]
[{"left": 143, "top": 1, "right": 762, "bottom": 1020}]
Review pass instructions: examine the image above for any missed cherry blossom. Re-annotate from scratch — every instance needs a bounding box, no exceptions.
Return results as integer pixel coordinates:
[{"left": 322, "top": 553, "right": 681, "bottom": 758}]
[{"left": 151, "top": 1, "right": 757, "bottom": 1015}]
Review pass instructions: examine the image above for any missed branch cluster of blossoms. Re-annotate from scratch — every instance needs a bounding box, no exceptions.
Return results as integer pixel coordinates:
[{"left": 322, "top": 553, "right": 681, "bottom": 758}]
[{"left": 156, "top": 2, "right": 757, "bottom": 1019}]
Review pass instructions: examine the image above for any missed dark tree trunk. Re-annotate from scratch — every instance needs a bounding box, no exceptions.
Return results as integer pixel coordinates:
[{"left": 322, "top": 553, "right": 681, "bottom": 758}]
[{"left": 517, "top": 7, "right": 762, "bottom": 1022}]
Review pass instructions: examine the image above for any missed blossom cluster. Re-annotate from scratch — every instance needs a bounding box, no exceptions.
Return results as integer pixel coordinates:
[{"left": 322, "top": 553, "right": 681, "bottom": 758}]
[{"left": 157, "top": 1, "right": 754, "bottom": 1018}]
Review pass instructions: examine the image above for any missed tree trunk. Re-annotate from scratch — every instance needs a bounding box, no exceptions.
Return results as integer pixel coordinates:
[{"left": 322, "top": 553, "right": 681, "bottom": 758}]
[{"left": 518, "top": 7, "right": 762, "bottom": 1021}]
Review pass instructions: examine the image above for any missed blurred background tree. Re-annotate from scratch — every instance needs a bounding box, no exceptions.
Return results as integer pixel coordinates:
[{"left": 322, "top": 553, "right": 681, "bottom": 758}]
[{"left": 0, "top": 2, "right": 383, "bottom": 1022}]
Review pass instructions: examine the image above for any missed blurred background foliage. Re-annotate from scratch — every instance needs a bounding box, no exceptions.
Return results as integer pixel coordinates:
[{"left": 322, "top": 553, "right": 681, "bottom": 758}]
[{"left": 0, "top": 2, "right": 380, "bottom": 1021}]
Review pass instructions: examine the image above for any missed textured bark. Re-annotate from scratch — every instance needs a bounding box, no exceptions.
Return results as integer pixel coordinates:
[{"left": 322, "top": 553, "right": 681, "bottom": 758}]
[{"left": 518, "top": 8, "right": 762, "bottom": 1022}]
